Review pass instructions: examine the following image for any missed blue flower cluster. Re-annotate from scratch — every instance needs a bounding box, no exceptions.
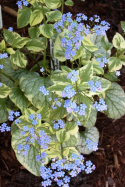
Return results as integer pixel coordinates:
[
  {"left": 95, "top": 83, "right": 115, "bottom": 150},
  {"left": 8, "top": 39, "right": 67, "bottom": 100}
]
[
  {"left": 61, "top": 85, "right": 76, "bottom": 98},
  {"left": 64, "top": 99, "right": 77, "bottom": 113},
  {"left": 67, "top": 70, "right": 78, "bottom": 82},
  {"left": 16, "top": 0, "right": 29, "bottom": 9},
  {"left": 85, "top": 139, "right": 98, "bottom": 151},
  {"left": 0, "top": 53, "right": 8, "bottom": 59},
  {"left": 8, "top": 27, "right": 13, "bottom": 32},
  {"left": 64, "top": 99, "right": 87, "bottom": 116},
  {"left": 93, "top": 99, "right": 107, "bottom": 111},
  {"left": 29, "top": 113, "right": 42, "bottom": 125},
  {"left": 40, "top": 154, "right": 96, "bottom": 187},
  {"left": 0, "top": 123, "right": 11, "bottom": 132},
  {"left": 0, "top": 82, "right": 2, "bottom": 87},
  {"left": 8, "top": 110, "right": 20, "bottom": 121},
  {"left": 17, "top": 113, "right": 50, "bottom": 156},
  {"left": 0, "top": 53, "right": 8, "bottom": 69},
  {"left": 53, "top": 119, "right": 65, "bottom": 129},
  {"left": 17, "top": 143, "right": 30, "bottom": 156},
  {"left": 39, "top": 86, "right": 49, "bottom": 96},
  {"left": 36, "top": 152, "right": 47, "bottom": 162},
  {"left": 96, "top": 57, "right": 108, "bottom": 68},
  {"left": 54, "top": 12, "right": 110, "bottom": 60},
  {"left": 88, "top": 80, "right": 102, "bottom": 92}
]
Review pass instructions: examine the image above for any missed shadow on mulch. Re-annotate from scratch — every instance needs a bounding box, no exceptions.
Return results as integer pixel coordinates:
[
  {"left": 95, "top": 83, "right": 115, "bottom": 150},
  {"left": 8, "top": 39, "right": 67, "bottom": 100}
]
[{"left": 0, "top": 0, "right": 125, "bottom": 186}]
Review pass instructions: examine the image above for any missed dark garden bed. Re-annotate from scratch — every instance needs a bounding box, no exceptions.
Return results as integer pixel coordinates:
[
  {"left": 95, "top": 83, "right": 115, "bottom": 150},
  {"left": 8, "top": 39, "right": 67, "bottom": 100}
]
[{"left": 0, "top": 0, "right": 125, "bottom": 187}]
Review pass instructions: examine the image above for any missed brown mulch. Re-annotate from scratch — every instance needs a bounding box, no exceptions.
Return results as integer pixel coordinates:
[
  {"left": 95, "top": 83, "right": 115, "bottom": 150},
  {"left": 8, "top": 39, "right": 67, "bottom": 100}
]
[{"left": 0, "top": 0, "right": 125, "bottom": 187}]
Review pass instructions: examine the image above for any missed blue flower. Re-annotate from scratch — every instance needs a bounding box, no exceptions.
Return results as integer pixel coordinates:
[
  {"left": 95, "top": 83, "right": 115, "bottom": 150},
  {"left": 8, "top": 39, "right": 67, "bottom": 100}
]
[
  {"left": 32, "top": 119, "right": 38, "bottom": 125},
  {"left": 40, "top": 67, "right": 44, "bottom": 73},
  {"left": 29, "top": 114, "right": 35, "bottom": 120},
  {"left": 8, "top": 27, "right": 13, "bottom": 32},
  {"left": 15, "top": 119, "right": 21, "bottom": 125},
  {"left": 14, "top": 111, "right": 20, "bottom": 117}
]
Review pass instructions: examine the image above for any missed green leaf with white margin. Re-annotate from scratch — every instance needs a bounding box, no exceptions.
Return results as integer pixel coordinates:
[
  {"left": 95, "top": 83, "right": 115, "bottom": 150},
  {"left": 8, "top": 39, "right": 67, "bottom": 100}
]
[
  {"left": 101, "top": 36, "right": 113, "bottom": 51},
  {"left": 39, "top": 24, "right": 54, "bottom": 38},
  {"left": 6, "top": 48, "right": 15, "bottom": 55},
  {"left": 0, "top": 99, "right": 8, "bottom": 123},
  {"left": 10, "top": 50, "right": 27, "bottom": 68},
  {"left": 48, "top": 83, "right": 69, "bottom": 95},
  {"left": 9, "top": 87, "right": 29, "bottom": 113},
  {"left": 65, "top": 121, "right": 78, "bottom": 135},
  {"left": 87, "top": 33, "right": 111, "bottom": 57},
  {"left": 92, "top": 60, "right": 104, "bottom": 75},
  {"left": 84, "top": 107, "right": 97, "bottom": 128},
  {"left": 120, "top": 41, "right": 125, "bottom": 49},
  {"left": 121, "top": 21, "right": 125, "bottom": 32},
  {"left": 79, "top": 63, "right": 93, "bottom": 84},
  {"left": 51, "top": 72, "right": 72, "bottom": 85},
  {"left": 0, "top": 83, "right": 11, "bottom": 98},
  {"left": 54, "top": 29, "right": 68, "bottom": 62},
  {"left": 37, "top": 105, "right": 50, "bottom": 121},
  {"left": 82, "top": 36, "right": 98, "bottom": 52},
  {"left": 0, "top": 58, "right": 15, "bottom": 87},
  {"left": 65, "top": 0, "right": 74, "bottom": 6},
  {"left": 74, "top": 93, "right": 93, "bottom": 123},
  {"left": 112, "top": 32, "right": 124, "bottom": 49},
  {"left": 119, "top": 55, "right": 125, "bottom": 66},
  {"left": 45, "top": 0, "right": 61, "bottom": 9},
  {"left": 17, "top": 7, "right": 32, "bottom": 28},
  {"left": 12, "top": 37, "right": 30, "bottom": 49},
  {"left": 64, "top": 134, "right": 78, "bottom": 147},
  {"left": 19, "top": 73, "right": 52, "bottom": 109},
  {"left": 11, "top": 124, "right": 41, "bottom": 176},
  {"left": 76, "top": 127, "right": 99, "bottom": 154},
  {"left": 46, "top": 10, "right": 62, "bottom": 22},
  {"left": 28, "top": 26, "right": 40, "bottom": 39},
  {"left": 0, "top": 40, "right": 6, "bottom": 51},
  {"left": 63, "top": 147, "right": 69, "bottom": 158},
  {"left": 48, "top": 100, "right": 67, "bottom": 121},
  {"left": 3, "top": 30, "right": 20, "bottom": 45},
  {"left": 26, "top": 38, "right": 46, "bottom": 52},
  {"left": 56, "top": 129, "right": 70, "bottom": 143},
  {"left": 61, "top": 66, "right": 72, "bottom": 73},
  {"left": 105, "top": 82, "right": 125, "bottom": 119},
  {"left": 108, "top": 57, "right": 122, "bottom": 72},
  {"left": 104, "top": 72, "right": 119, "bottom": 82},
  {"left": 30, "top": 9, "right": 43, "bottom": 26},
  {"left": 46, "top": 148, "right": 61, "bottom": 159}
]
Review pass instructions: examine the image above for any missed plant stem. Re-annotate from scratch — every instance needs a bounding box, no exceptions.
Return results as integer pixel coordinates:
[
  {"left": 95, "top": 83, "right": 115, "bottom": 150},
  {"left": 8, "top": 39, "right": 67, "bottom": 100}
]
[
  {"left": 0, "top": 71, "right": 15, "bottom": 82},
  {"left": 61, "top": 143, "right": 63, "bottom": 158},
  {"left": 61, "top": 0, "right": 64, "bottom": 14}
]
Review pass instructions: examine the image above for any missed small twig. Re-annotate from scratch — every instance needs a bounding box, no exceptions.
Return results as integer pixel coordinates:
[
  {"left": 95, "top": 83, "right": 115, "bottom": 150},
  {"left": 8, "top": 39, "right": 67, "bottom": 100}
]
[
  {"left": 106, "top": 181, "right": 109, "bottom": 187},
  {"left": 114, "top": 153, "right": 120, "bottom": 169},
  {"left": 2, "top": 6, "right": 17, "bottom": 17}
]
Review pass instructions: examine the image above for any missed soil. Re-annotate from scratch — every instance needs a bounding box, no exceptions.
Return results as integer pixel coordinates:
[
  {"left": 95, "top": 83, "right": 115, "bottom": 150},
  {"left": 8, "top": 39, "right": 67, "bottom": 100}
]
[{"left": 0, "top": 0, "right": 125, "bottom": 187}]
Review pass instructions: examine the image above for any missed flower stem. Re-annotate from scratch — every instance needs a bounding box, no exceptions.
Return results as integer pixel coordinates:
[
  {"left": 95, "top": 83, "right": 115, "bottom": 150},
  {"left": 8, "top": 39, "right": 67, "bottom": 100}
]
[{"left": 61, "top": 0, "right": 64, "bottom": 14}]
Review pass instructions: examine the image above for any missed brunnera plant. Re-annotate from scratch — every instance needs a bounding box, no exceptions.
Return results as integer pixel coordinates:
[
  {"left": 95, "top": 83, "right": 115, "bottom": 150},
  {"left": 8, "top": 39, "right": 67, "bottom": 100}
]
[{"left": 0, "top": 0, "right": 125, "bottom": 186}]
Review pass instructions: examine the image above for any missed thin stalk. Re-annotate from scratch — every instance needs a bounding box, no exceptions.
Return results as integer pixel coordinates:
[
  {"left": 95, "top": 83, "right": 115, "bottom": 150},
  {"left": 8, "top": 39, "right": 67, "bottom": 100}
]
[
  {"left": 61, "top": 0, "right": 64, "bottom": 14},
  {"left": 0, "top": 71, "right": 15, "bottom": 82},
  {"left": 61, "top": 143, "right": 64, "bottom": 158}
]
